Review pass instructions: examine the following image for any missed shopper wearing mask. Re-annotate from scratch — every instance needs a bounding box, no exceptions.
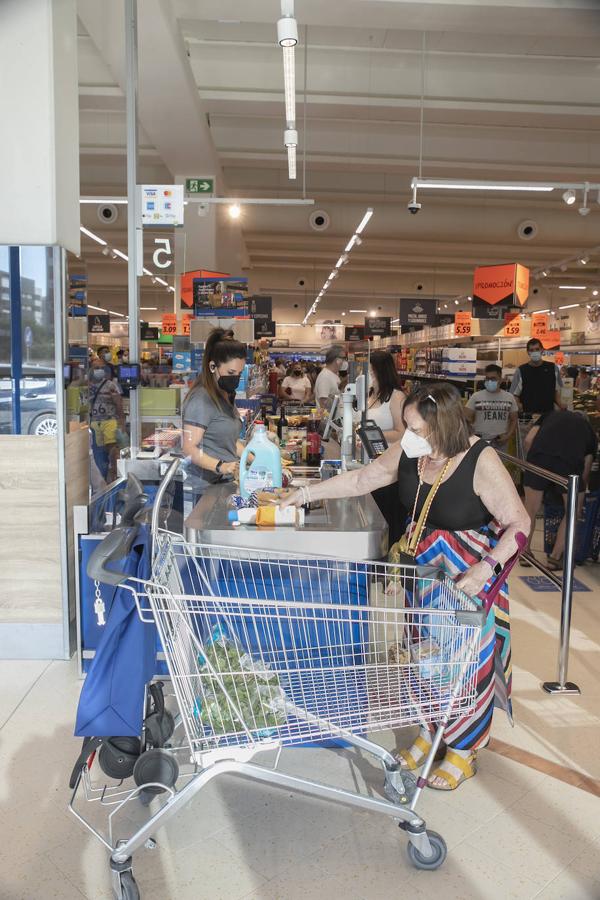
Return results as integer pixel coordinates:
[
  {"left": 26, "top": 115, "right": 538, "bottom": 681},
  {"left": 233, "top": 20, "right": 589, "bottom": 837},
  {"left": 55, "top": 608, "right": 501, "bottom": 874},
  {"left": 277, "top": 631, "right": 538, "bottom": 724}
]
[
  {"left": 314, "top": 346, "right": 345, "bottom": 410},
  {"left": 181, "top": 329, "right": 247, "bottom": 509},
  {"left": 510, "top": 338, "right": 563, "bottom": 414},
  {"left": 367, "top": 350, "right": 406, "bottom": 443},
  {"left": 281, "top": 382, "right": 529, "bottom": 791},
  {"left": 280, "top": 365, "right": 312, "bottom": 403},
  {"left": 89, "top": 358, "right": 125, "bottom": 482},
  {"left": 97, "top": 346, "right": 117, "bottom": 380},
  {"left": 466, "top": 364, "right": 518, "bottom": 447}
]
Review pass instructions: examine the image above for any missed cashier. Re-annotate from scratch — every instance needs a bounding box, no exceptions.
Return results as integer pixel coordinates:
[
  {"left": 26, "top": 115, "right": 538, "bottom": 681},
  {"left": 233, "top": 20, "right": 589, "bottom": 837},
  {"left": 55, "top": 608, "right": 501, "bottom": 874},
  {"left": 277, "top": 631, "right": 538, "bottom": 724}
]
[{"left": 181, "top": 328, "right": 247, "bottom": 506}]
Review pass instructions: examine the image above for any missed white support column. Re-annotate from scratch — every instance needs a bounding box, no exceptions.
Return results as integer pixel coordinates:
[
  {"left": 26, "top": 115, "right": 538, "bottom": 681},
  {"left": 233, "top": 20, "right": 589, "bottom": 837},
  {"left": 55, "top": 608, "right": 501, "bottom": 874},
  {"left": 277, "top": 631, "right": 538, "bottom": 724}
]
[
  {"left": 125, "top": 0, "right": 141, "bottom": 453},
  {"left": 0, "top": 0, "right": 80, "bottom": 252}
]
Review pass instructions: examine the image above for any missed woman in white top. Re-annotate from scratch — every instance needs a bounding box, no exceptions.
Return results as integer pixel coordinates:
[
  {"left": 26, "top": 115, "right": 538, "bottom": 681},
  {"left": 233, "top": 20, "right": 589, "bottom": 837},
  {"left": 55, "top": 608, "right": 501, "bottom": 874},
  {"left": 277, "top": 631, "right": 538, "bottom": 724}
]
[
  {"left": 280, "top": 365, "right": 312, "bottom": 403},
  {"left": 367, "top": 350, "right": 406, "bottom": 443}
]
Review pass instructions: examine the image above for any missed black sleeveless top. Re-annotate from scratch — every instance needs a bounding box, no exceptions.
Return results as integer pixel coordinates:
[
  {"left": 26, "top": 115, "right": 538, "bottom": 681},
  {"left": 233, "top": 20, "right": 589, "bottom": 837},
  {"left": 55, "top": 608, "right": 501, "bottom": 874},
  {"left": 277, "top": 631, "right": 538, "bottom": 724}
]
[{"left": 398, "top": 441, "right": 493, "bottom": 532}]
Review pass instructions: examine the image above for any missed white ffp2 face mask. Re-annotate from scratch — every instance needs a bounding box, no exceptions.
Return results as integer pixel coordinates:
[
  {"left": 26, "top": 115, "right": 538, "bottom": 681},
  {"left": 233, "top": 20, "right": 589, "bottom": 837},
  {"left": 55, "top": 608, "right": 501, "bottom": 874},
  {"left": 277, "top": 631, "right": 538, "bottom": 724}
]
[{"left": 401, "top": 428, "right": 433, "bottom": 458}]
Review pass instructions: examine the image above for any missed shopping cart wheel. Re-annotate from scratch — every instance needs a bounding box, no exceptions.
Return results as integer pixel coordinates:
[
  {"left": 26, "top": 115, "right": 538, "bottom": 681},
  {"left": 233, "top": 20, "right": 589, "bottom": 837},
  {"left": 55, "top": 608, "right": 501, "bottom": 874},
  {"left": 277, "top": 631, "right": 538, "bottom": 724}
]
[
  {"left": 406, "top": 830, "right": 447, "bottom": 870},
  {"left": 98, "top": 738, "right": 141, "bottom": 781},
  {"left": 133, "top": 747, "right": 179, "bottom": 795},
  {"left": 116, "top": 870, "right": 140, "bottom": 900},
  {"left": 384, "top": 771, "right": 417, "bottom": 805}
]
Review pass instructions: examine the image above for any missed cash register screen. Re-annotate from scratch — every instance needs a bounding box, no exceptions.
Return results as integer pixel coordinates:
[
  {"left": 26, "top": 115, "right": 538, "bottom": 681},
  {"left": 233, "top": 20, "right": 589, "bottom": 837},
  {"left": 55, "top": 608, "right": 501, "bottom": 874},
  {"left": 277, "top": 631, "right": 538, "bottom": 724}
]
[{"left": 118, "top": 363, "right": 140, "bottom": 381}]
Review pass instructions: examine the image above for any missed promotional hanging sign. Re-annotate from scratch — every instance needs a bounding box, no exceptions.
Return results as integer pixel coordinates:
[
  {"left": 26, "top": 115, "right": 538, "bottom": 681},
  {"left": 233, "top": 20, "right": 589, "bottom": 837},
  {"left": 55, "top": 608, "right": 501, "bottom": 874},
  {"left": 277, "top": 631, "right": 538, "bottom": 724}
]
[
  {"left": 247, "top": 295, "right": 272, "bottom": 321},
  {"left": 254, "top": 319, "right": 276, "bottom": 338},
  {"left": 345, "top": 325, "right": 365, "bottom": 342},
  {"left": 182, "top": 313, "right": 193, "bottom": 336},
  {"left": 141, "top": 185, "right": 184, "bottom": 227},
  {"left": 180, "top": 269, "right": 230, "bottom": 309},
  {"left": 531, "top": 313, "right": 548, "bottom": 338},
  {"left": 364, "top": 316, "right": 391, "bottom": 338},
  {"left": 161, "top": 313, "right": 177, "bottom": 335},
  {"left": 399, "top": 298, "right": 437, "bottom": 326},
  {"left": 454, "top": 311, "right": 472, "bottom": 337},
  {"left": 503, "top": 312, "right": 522, "bottom": 338},
  {"left": 88, "top": 314, "right": 110, "bottom": 334},
  {"left": 472, "top": 263, "right": 529, "bottom": 307},
  {"left": 193, "top": 276, "right": 248, "bottom": 311},
  {"left": 540, "top": 330, "right": 560, "bottom": 350}
]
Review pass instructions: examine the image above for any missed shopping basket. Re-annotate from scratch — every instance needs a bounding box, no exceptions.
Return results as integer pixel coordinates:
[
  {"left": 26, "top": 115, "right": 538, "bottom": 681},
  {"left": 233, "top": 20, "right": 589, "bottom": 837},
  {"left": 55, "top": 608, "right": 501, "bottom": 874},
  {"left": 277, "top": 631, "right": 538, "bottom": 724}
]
[{"left": 69, "top": 459, "right": 525, "bottom": 899}]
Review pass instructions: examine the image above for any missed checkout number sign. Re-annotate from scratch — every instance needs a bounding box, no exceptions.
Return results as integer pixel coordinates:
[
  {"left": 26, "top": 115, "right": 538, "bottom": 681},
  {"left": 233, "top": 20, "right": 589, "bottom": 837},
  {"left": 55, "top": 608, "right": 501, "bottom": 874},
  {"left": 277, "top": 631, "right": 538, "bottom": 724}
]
[{"left": 454, "top": 311, "right": 472, "bottom": 337}]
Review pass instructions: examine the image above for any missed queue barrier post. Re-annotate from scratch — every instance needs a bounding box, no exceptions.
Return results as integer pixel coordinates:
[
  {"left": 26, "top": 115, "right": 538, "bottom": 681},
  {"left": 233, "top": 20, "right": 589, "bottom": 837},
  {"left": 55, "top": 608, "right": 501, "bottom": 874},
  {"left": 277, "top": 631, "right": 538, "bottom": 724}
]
[{"left": 496, "top": 451, "right": 581, "bottom": 696}]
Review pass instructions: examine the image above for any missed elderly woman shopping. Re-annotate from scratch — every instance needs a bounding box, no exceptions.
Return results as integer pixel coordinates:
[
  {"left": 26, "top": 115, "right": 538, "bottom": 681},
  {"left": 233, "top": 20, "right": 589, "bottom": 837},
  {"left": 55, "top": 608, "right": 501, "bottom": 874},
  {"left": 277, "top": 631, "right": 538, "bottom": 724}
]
[{"left": 282, "top": 382, "right": 529, "bottom": 791}]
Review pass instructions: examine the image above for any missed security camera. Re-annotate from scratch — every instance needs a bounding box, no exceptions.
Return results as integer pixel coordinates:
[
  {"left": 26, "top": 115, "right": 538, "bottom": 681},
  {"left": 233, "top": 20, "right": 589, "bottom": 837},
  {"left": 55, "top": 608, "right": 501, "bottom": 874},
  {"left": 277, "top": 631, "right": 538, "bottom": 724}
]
[
  {"left": 97, "top": 203, "right": 119, "bottom": 224},
  {"left": 407, "top": 200, "right": 422, "bottom": 215},
  {"left": 309, "top": 210, "right": 330, "bottom": 231},
  {"left": 517, "top": 220, "right": 538, "bottom": 241},
  {"left": 298, "top": 279, "right": 305, "bottom": 286}
]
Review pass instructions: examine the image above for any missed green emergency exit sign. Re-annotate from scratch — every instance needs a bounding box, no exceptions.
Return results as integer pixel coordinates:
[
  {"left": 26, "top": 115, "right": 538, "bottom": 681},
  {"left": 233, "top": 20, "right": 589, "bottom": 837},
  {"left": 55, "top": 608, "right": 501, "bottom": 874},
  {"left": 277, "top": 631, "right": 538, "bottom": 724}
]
[{"left": 185, "top": 178, "right": 214, "bottom": 194}]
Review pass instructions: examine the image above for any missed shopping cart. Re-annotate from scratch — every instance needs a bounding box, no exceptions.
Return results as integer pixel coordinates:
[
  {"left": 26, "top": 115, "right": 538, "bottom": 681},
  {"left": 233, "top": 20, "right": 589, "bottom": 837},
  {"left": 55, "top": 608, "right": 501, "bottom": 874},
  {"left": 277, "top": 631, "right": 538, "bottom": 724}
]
[{"left": 69, "top": 460, "right": 523, "bottom": 899}]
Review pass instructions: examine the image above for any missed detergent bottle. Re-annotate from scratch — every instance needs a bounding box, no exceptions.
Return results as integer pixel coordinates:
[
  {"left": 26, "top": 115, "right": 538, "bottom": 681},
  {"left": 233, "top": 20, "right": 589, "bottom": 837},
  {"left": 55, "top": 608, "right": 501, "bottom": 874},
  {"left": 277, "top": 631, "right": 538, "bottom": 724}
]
[{"left": 239, "top": 423, "right": 283, "bottom": 499}]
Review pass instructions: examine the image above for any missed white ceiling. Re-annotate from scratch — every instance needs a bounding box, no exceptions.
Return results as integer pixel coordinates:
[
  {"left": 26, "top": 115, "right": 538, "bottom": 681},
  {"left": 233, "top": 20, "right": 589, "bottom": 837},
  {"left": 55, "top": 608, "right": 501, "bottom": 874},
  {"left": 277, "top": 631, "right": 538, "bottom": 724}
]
[{"left": 76, "top": 0, "right": 600, "bottom": 322}]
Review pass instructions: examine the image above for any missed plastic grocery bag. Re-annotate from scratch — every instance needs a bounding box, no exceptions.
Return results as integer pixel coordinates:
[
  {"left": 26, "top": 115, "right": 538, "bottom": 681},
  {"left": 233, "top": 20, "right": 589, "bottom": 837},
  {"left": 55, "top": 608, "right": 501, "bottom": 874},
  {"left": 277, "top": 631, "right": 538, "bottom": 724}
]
[{"left": 193, "top": 625, "right": 286, "bottom": 737}]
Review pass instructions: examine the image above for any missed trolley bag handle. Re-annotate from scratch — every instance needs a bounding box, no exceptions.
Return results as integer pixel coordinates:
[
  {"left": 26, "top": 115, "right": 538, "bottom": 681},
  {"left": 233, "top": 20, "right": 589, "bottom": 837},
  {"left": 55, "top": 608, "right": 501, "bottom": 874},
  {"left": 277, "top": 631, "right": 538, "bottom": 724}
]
[
  {"left": 478, "top": 531, "right": 527, "bottom": 615},
  {"left": 86, "top": 525, "right": 141, "bottom": 586}
]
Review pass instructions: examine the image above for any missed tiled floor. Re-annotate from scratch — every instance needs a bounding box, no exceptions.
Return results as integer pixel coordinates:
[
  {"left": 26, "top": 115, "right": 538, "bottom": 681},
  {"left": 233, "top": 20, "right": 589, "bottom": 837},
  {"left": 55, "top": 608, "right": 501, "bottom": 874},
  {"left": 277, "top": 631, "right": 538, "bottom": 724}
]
[{"left": 1, "top": 548, "right": 600, "bottom": 899}]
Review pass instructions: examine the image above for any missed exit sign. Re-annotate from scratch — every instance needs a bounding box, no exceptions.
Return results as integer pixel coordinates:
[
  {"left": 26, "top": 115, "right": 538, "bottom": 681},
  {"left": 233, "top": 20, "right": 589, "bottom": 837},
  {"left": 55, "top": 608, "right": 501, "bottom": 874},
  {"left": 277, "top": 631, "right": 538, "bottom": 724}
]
[{"left": 185, "top": 178, "right": 214, "bottom": 194}]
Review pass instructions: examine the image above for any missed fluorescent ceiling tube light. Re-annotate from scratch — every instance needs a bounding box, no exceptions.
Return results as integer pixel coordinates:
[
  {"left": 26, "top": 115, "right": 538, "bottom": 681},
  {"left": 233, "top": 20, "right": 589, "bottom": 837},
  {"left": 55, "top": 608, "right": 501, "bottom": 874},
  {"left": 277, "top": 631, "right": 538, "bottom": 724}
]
[
  {"left": 88, "top": 304, "right": 106, "bottom": 312},
  {"left": 112, "top": 249, "right": 128, "bottom": 261},
  {"left": 413, "top": 178, "right": 554, "bottom": 192},
  {"left": 155, "top": 277, "right": 168, "bottom": 286},
  {"left": 277, "top": 16, "right": 298, "bottom": 47},
  {"left": 355, "top": 208, "right": 374, "bottom": 234},
  {"left": 287, "top": 144, "right": 297, "bottom": 180},
  {"left": 558, "top": 285, "right": 587, "bottom": 289},
  {"left": 80, "top": 226, "right": 107, "bottom": 246},
  {"left": 79, "top": 197, "right": 128, "bottom": 204},
  {"left": 282, "top": 46, "right": 296, "bottom": 125},
  {"left": 142, "top": 268, "right": 152, "bottom": 276},
  {"left": 109, "top": 310, "right": 125, "bottom": 317},
  {"left": 329, "top": 270, "right": 338, "bottom": 280},
  {"left": 535, "top": 309, "right": 550, "bottom": 314},
  {"left": 344, "top": 236, "right": 358, "bottom": 253},
  {"left": 559, "top": 304, "right": 580, "bottom": 309},
  {"left": 140, "top": 307, "right": 157, "bottom": 310},
  {"left": 349, "top": 309, "right": 368, "bottom": 313}
]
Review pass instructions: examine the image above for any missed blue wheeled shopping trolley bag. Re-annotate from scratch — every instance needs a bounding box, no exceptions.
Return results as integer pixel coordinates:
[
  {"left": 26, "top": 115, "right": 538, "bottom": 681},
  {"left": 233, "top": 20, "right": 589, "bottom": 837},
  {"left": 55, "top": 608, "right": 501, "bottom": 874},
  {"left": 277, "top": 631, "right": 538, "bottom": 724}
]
[{"left": 75, "top": 525, "right": 156, "bottom": 737}]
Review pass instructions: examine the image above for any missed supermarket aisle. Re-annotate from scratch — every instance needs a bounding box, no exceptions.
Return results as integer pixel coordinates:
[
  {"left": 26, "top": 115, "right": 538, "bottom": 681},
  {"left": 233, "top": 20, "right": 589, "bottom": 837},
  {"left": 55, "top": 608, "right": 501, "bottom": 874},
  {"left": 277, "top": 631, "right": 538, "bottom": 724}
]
[{"left": 1, "top": 564, "right": 599, "bottom": 900}]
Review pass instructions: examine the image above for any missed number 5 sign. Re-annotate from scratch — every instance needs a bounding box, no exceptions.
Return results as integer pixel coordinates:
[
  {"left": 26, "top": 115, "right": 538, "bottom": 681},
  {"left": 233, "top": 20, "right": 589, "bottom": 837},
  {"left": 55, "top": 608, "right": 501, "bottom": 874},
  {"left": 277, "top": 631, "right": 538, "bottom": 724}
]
[{"left": 153, "top": 238, "right": 172, "bottom": 269}]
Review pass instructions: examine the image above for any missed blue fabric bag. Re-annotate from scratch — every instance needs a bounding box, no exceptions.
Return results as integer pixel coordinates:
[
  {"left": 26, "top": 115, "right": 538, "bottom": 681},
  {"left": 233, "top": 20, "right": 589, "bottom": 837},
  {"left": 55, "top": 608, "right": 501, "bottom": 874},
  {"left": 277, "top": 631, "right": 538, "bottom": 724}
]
[{"left": 75, "top": 525, "right": 156, "bottom": 737}]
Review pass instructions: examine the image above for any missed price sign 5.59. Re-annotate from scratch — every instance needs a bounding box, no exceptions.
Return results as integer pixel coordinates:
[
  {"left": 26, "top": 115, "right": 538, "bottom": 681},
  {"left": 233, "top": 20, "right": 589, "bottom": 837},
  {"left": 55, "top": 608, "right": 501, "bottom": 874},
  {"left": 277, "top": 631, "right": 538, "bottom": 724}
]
[{"left": 454, "top": 311, "right": 472, "bottom": 336}]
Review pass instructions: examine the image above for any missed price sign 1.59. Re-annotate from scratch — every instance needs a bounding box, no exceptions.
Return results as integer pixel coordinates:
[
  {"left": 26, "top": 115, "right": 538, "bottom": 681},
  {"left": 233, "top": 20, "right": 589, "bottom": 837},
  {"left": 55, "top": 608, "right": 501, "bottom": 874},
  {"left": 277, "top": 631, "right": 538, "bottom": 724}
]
[{"left": 503, "top": 314, "right": 522, "bottom": 338}]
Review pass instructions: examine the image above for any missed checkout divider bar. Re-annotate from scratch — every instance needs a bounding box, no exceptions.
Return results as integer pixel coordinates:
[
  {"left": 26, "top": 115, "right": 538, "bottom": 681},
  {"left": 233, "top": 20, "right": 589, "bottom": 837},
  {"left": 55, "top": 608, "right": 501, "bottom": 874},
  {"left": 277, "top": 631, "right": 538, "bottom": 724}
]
[{"left": 496, "top": 450, "right": 581, "bottom": 695}]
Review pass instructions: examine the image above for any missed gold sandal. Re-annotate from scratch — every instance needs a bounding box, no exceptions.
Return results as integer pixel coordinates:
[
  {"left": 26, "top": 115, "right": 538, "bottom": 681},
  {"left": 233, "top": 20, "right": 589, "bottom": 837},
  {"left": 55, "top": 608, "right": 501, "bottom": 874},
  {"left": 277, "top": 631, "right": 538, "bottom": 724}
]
[
  {"left": 427, "top": 749, "right": 477, "bottom": 791},
  {"left": 394, "top": 733, "right": 433, "bottom": 771}
]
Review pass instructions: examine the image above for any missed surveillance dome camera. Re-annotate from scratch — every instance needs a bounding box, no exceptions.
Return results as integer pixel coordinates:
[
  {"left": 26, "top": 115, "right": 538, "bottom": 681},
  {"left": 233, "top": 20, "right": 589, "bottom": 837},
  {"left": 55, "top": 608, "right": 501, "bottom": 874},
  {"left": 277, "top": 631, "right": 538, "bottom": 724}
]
[
  {"left": 293, "top": 303, "right": 299, "bottom": 308},
  {"left": 532, "top": 287, "right": 539, "bottom": 295},
  {"left": 416, "top": 283, "right": 424, "bottom": 291},
  {"left": 298, "top": 279, "right": 305, "bottom": 286},
  {"left": 407, "top": 200, "right": 422, "bottom": 215},
  {"left": 309, "top": 210, "right": 330, "bottom": 231},
  {"left": 517, "top": 220, "right": 538, "bottom": 241},
  {"left": 97, "top": 203, "right": 119, "bottom": 224}
]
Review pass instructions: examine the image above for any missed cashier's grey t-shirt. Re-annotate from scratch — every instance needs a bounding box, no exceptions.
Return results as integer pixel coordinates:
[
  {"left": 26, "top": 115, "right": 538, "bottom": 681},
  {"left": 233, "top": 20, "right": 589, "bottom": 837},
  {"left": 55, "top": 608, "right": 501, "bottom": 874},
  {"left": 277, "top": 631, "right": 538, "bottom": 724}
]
[{"left": 183, "top": 385, "right": 242, "bottom": 483}]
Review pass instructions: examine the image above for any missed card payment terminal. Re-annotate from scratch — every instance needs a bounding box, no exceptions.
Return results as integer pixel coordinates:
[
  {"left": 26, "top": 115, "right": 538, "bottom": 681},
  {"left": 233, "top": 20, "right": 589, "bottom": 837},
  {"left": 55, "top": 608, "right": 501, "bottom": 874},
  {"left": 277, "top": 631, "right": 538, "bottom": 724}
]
[{"left": 356, "top": 420, "right": 388, "bottom": 460}]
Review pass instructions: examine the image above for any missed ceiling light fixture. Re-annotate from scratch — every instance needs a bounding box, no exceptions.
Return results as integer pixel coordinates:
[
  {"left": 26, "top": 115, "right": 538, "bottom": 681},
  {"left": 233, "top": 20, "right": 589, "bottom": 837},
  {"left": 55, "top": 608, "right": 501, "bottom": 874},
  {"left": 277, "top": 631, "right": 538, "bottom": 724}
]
[
  {"left": 579, "top": 255, "right": 589, "bottom": 265},
  {"left": 277, "top": 14, "right": 298, "bottom": 47},
  {"left": 558, "top": 285, "right": 587, "bottom": 290},
  {"left": 228, "top": 203, "right": 241, "bottom": 219},
  {"left": 140, "top": 307, "right": 157, "bottom": 310},
  {"left": 301, "top": 208, "right": 375, "bottom": 325},
  {"left": 412, "top": 178, "right": 555, "bottom": 192},
  {"left": 88, "top": 304, "right": 107, "bottom": 312},
  {"left": 562, "top": 190, "right": 577, "bottom": 205},
  {"left": 112, "top": 248, "right": 128, "bottom": 261},
  {"left": 369, "top": 310, "right": 376, "bottom": 317},
  {"left": 80, "top": 226, "right": 107, "bottom": 246},
  {"left": 559, "top": 303, "right": 580, "bottom": 310},
  {"left": 593, "top": 290, "right": 599, "bottom": 297},
  {"left": 277, "top": 0, "right": 298, "bottom": 181}
]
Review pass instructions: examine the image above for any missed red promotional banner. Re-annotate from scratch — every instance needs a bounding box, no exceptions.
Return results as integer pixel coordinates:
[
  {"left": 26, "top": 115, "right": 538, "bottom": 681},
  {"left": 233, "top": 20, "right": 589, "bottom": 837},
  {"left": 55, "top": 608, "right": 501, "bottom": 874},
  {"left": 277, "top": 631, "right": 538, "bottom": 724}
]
[{"left": 473, "top": 263, "right": 529, "bottom": 307}]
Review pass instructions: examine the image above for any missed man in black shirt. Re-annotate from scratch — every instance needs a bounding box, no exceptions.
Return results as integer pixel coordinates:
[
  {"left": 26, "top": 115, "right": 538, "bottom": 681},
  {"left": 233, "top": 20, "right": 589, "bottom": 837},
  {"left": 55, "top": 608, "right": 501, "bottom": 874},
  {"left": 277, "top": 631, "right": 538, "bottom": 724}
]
[
  {"left": 522, "top": 410, "right": 597, "bottom": 568},
  {"left": 510, "top": 338, "right": 563, "bottom": 414}
]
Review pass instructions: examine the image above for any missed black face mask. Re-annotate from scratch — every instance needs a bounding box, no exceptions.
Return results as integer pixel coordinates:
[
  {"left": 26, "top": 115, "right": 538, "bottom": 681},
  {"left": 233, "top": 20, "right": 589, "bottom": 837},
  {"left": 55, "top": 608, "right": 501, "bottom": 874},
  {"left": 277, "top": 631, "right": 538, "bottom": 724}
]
[
  {"left": 217, "top": 373, "right": 241, "bottom": 394},
  {"left": 293, "top": 371, "right": 302, "bottom": 377}
]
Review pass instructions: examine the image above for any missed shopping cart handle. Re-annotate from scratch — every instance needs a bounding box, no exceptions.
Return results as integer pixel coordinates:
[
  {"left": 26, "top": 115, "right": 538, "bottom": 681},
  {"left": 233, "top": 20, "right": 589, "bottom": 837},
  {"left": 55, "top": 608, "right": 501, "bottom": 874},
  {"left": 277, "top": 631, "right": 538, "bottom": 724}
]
[
  {"left": 478, "top": 531, "right": 527, "bottom": 614},
  {"left": 86, "top": 525, "right": 140, "bottom": 586}
]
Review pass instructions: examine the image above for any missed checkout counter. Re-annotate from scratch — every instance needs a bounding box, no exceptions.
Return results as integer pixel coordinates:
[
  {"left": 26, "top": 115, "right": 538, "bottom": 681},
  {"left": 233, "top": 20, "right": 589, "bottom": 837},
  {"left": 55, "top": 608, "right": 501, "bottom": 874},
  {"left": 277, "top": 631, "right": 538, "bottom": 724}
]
[{"left": 183, "top": 481, "right": 388, "bottom": 561}]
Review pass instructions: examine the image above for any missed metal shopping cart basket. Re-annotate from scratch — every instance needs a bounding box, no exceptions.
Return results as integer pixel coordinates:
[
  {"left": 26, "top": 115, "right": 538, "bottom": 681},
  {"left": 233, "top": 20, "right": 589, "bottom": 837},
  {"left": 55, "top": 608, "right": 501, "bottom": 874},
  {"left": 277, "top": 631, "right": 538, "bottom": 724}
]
[{"left": 69, "top": 460, "right": 521, "bottom": 899}]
